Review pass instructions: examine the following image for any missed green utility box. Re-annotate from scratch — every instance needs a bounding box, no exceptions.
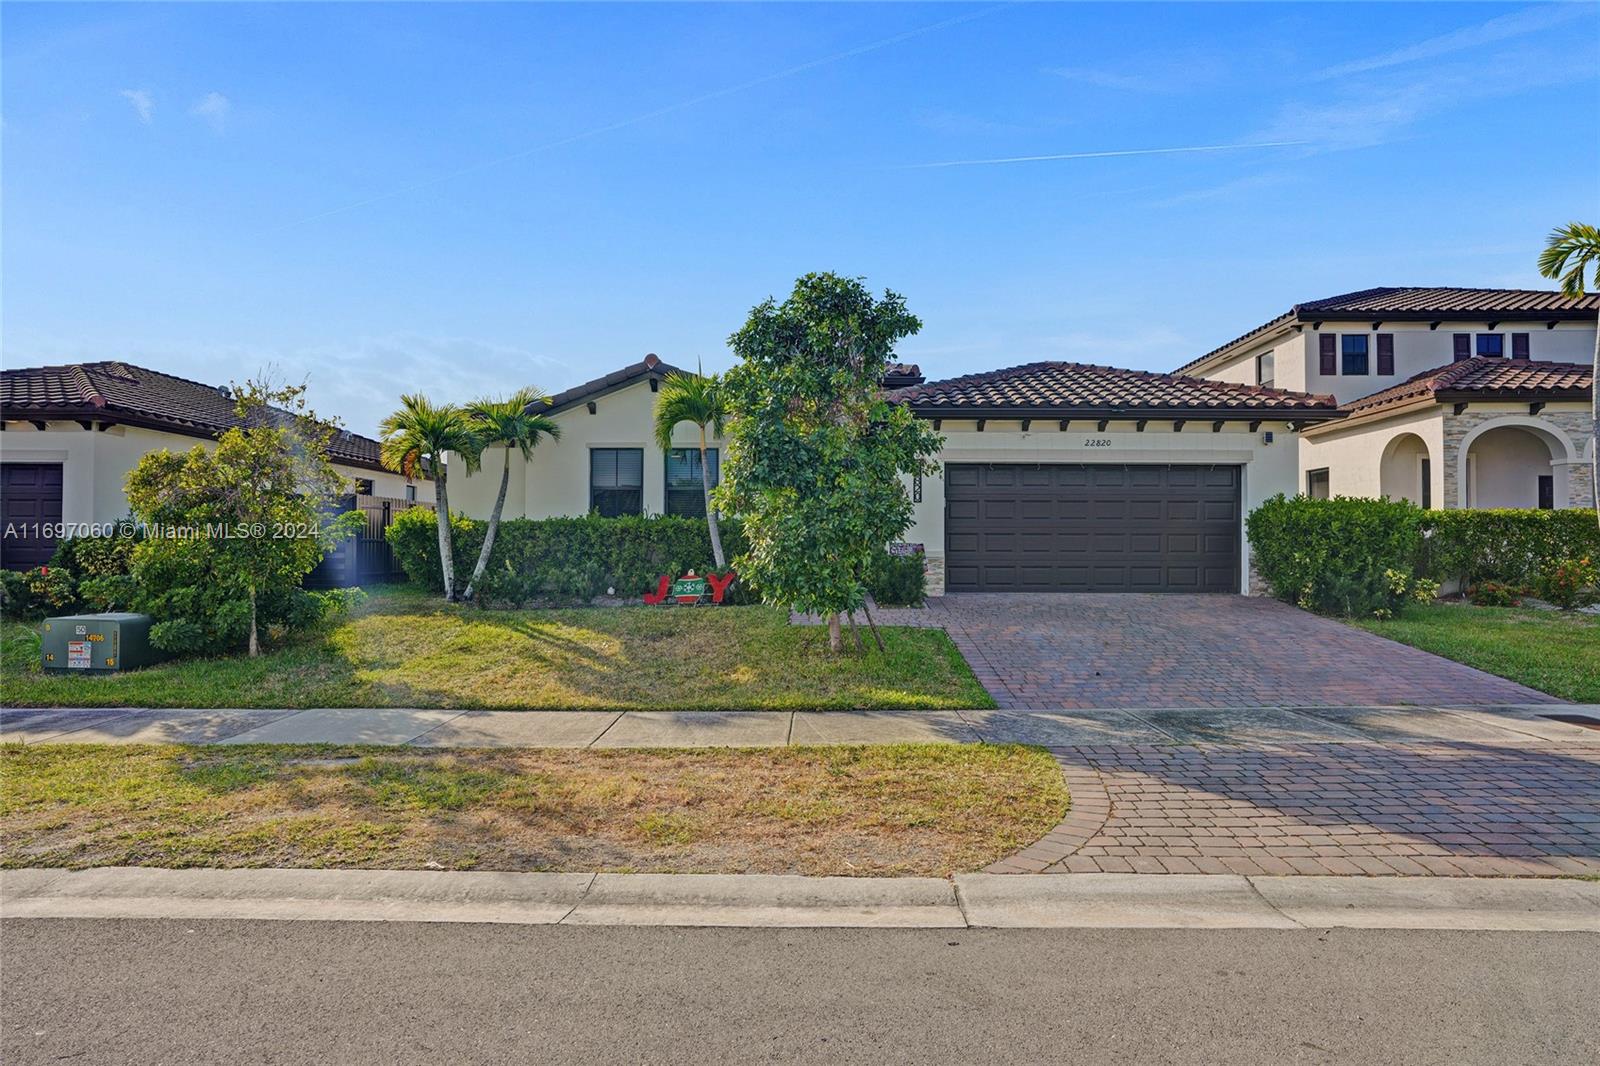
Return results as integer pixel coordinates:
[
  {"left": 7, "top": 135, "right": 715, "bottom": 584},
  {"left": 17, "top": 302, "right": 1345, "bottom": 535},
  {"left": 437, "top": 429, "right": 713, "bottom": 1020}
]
[{"left": 40, "top": 613, "right": 161, "bottom": 674}]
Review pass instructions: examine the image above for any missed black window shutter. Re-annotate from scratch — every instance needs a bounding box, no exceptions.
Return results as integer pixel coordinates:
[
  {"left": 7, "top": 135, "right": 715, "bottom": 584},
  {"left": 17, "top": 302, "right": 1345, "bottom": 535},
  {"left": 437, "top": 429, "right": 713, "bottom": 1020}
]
[
  {"left": 1452, "top": 333, "right": 1471, "bottom": 361},
  {"left": 1319, "top": 334, "right": 1337, "bottom": 375},
  {"left": 1376, "top": 334, "right": 1394, "bottom": 375},
  {"left": 1511, "top": 332, "right": 1530, "bottom": 358}
]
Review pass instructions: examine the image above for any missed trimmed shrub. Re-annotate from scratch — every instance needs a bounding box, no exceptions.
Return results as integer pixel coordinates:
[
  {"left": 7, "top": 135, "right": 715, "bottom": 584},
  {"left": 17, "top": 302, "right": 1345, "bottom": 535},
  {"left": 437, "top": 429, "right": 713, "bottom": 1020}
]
[
  {"left": 1418, "top": 509, "right": 1600, "bottom": 588},
  {"left": 867, "top": 549, "right": 927, "bottom": 607},
  {"left": 1467, "top": 580, "right": 1524, "bottom": 608},
  {"left": 1246, "top": 495, "right": 1427, "bottom": 617},
  {"left": 48, "top": 531, "right": 139, "bottom": 580},
  {"left": 386, "top": 509, "right": 752, "bottom": 603},
  {"left": 1535, "top": 556, "right": 1598, "bottom": 610}
]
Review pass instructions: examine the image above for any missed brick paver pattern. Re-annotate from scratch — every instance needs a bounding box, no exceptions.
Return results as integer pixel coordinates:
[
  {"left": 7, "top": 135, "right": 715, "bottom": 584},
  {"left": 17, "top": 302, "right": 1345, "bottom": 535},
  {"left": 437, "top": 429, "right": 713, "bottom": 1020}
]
[
  {"left": 990, "top": 742, "right": 1600, "bottom": 877},
  {"left": 866, "top": 594, "right": 1557, "bottom": 708}
]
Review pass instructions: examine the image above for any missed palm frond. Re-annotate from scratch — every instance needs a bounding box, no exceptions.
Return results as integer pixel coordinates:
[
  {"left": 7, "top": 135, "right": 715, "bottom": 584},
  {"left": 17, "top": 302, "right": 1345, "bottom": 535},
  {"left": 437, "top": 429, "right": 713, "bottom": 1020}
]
[{"left": 1538, "top": 222, "right": 1600, "bottom": 299}]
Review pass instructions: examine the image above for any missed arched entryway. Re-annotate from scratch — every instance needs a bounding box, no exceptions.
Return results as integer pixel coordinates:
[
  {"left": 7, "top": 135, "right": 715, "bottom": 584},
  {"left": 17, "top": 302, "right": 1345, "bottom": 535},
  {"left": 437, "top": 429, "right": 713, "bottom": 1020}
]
[
  {"left": 1379, "top": 432, "right": 1432, "bottom": 507},
  {"left": 1463, "top": 424, "right": 1568, "bottom": 509}
]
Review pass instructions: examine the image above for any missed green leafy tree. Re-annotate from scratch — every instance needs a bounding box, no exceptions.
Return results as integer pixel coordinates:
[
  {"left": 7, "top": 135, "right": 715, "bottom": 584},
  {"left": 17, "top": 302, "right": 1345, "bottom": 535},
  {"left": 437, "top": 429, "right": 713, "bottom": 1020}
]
[
  {"left": 718, "top": 272, "right": 942, "bottom": 652},
  {"left": 1537, "top": 221, "right": 1600, "bottom": 526},
  {"left": 379, "top": 395, "right": 480, "bottom": 599},
  {"left": 123, "top": 379, "right": 362, "bottom": 656},
  {"left": 461, "top": 388, "right": 561, "bottom": 601},
  {"left": 653, "top": 365, "right": 729, "bottom": 568}
]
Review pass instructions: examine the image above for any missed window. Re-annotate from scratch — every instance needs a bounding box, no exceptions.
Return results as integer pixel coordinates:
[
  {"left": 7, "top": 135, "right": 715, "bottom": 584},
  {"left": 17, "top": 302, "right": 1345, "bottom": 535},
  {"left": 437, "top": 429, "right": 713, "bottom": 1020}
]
[
  {"left": 1376, "top": 333, "right": 1394, "bottom": 375},
  {"left": 1318, "top": 334, "right": 1337, "bottom": 375},
  {"left": 1538, "top": 475, "right": 1554, "bottom": 510},
  {"left": 405, "top": 484, "right": 416, "bottom": 503},
  {"left": 1452, "top": 333, "right": 1471, "bottom": 361},
  {"left": 590, "top": 448, "right": 644, "bottom": 517},
  {"left": 664, "top": 447, "right": 718, "bottom": 517},
  {"left": 1476, "top": 333, "right": 1503, "bottom": 357},
  {"left": 1512, "top": 332, "right": 1530, "bottom": 358},
  {"left": 1306, "top": 469, "right": 1330, "bottom": 500},
  {"left": 354, "top": 477, "right": 374, "bottom": 495},
  {"left": 1420, "top": 458, "right": 1431, "bottom": 509},
  {"left": 1341, "top": 335, "right": 1369, "bottom": 376},
  {"left": 1255, "top": 351, "right": 1275, "bottom": 388}
]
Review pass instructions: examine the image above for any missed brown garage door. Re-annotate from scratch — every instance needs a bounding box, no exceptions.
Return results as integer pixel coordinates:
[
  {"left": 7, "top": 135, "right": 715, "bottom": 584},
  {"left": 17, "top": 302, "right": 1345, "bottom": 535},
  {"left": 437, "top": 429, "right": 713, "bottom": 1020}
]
[
  {"left": 1, "top": 463, "right": 65, "bottom": 570},
  {"left": 945, "top": 463, "right": 1240, "bottom": 592}
]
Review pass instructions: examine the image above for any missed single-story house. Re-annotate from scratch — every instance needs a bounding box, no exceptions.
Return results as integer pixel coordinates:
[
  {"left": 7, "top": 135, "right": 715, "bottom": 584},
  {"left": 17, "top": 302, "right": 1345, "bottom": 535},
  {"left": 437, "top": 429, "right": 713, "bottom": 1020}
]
[
  {"left": 0, "top": 361, "right": 434, "bottom": 569},
  {"left": 1174, "top": 287, "right": 1597, "bottom": 510},
  {"left": 447, "top": 353, "right": 1345, "bottom": 596}
]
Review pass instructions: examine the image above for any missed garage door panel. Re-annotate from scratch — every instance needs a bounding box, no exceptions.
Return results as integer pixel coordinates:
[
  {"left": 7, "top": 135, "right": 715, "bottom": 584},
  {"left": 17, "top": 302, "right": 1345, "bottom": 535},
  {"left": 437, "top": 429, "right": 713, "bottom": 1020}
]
[
  {"left": 1, "top": 462, "right": 65, "bottom": 570},
  {"left": 945, "top": 463, "right": 1240, "bottom": 593}
]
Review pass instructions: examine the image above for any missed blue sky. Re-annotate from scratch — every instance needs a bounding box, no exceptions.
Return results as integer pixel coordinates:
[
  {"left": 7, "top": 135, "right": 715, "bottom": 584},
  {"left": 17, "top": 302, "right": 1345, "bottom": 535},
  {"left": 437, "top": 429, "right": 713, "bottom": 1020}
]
[{"left": 4, "top": 2, "right": 1598, "bottom": 436}]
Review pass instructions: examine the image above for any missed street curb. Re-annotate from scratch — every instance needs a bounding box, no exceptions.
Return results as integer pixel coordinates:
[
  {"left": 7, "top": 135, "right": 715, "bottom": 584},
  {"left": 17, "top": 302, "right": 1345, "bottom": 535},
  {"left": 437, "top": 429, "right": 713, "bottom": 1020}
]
[{"left": 4, "top": 868, "right": 1598, "bottom": 931}]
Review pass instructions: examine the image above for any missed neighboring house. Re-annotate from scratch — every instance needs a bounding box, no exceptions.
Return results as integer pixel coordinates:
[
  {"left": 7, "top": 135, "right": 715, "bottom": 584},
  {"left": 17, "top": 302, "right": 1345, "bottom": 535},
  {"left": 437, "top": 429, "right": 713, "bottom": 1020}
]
[
  {"left": 0, "top": 361, "right": 434, "bottom": 569},
  {"left": 452, "top": 353, "right": 1343, "bottom": 595},
  {"left": 449, "top": 353, "right": 726, "bottom": 523},
  {"left": 1175, "top": 288, "right": 1597, "bottom": 510}
]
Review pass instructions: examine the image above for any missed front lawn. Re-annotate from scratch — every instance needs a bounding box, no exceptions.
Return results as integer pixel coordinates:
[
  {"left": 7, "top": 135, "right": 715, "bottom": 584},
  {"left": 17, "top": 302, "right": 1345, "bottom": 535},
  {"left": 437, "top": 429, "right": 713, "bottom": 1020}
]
[
  {"left": 0, "top": 743, "right": 1065, "bottom": 877},
  {"left": 0, "top": 587, "right": 992, "bottom": 711},
  {"left": 1353, "top": 603, "right": 1600, "bottom": 703}
]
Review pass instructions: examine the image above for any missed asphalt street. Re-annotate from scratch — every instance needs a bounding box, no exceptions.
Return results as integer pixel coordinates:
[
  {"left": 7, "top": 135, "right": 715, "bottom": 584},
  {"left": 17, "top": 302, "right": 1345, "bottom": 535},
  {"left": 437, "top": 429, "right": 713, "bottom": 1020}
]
[{"left": 2, "top": 920, "right": 1596, "bottom": 1064}]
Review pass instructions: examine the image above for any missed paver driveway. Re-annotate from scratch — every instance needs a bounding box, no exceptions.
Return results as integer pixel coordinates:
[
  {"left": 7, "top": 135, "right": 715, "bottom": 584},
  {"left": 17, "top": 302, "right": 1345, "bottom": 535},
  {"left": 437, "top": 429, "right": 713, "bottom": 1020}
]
[{"left": 870, "top": 594, "right": 1558, "bottom": 709}]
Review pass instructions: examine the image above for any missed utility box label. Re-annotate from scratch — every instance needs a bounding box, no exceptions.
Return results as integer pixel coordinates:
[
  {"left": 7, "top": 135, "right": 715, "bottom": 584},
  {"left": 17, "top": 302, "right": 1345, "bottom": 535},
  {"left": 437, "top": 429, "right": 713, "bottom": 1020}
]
[{"left": 67, "top": 641, "right": 92, "bottom": 669}]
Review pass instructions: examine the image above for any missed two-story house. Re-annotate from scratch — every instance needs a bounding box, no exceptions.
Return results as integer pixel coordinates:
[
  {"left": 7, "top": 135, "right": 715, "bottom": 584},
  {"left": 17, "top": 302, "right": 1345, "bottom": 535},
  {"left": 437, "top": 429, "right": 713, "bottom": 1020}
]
[{"left": 1176, "top": 288, "right": 1597, "bottom": 510}]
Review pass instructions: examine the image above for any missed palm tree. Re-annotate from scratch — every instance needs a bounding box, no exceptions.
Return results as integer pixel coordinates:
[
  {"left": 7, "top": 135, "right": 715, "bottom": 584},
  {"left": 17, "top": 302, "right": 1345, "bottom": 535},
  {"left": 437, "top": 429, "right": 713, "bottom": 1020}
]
[
  {"left": 461, "top": 388, "right": 561, "bottom": 601},
  {"left": 1538, "top": 222, "right": 1600, "bottom": 524},
  {"left": 653, "top": 366, "right": 729, "bottom": 568},
  {"left": 379, "top": 394, "right": 480, "bottom": 600}
]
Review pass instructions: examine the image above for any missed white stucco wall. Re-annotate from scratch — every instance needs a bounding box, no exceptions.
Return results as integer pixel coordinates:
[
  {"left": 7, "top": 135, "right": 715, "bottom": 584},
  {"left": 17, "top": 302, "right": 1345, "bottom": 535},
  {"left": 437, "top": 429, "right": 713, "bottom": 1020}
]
[
  {"left": 1301, "top": 321, "right": 1593, "bottom": 405},
  {"left": 0, "top": 421, "right": 432, "bottom": 528},
  {"left": 904, "top": 418, "right": 1304, "bottom": 595},
  {"left": 1299, "top": 407, "right": 1446, "bottom": 503},
  {"left": 447, "top": 376, "right": 724, "bottom": 520},
  {"left": 1192, "top": 321, "right": 1593, "bottom": 406}
]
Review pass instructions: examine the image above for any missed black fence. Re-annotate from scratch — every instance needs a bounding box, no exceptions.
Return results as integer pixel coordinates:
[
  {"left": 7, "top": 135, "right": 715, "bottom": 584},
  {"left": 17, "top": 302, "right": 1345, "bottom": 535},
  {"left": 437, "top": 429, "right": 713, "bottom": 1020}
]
[{"left": 306, "top": 494, "right": 432, "bottom": 589}]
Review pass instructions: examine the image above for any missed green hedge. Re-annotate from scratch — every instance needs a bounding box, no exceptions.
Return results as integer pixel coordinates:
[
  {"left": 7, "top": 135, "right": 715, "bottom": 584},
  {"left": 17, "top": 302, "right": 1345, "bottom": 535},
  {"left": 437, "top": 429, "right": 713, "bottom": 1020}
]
[
  {"left": 1246, "top": 495, "right": 1427, "bottom": 617},
  {"left": 1418, "top": 509, "right": 1600, "bottom": 587},
  {"left": 386, "top": 509, "right": 752, "bottom": 602}
]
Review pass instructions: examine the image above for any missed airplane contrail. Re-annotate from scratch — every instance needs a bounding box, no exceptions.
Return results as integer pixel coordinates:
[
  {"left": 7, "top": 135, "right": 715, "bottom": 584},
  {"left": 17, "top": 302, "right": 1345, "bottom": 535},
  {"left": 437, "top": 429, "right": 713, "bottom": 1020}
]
[
  {"left": 898, "top": 140, "right": 1310, "bottom": 169},
  {"left": 280, "top": 4, "right": 1016, "bottom": 229}
]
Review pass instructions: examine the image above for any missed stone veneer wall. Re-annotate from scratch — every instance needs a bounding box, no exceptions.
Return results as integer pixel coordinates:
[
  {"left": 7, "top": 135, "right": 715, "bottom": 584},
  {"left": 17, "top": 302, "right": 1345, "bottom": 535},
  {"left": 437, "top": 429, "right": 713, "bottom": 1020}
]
[
  {"left": 1441, "top": 408, "right": 1595, "bottom": 509},
  {"left": 922, "top": 553, "right": 946, "bottom": 598}
]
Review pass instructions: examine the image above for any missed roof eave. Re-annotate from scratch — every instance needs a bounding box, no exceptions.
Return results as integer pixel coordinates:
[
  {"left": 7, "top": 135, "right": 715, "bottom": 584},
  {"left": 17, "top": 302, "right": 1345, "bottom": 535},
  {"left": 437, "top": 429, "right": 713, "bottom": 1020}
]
[
  {"left": 904, "top": 403, "right": 1342, "bottom": 423},
  {"left": 1293, "top": 309, "right": 1598, "bottom": 324}
]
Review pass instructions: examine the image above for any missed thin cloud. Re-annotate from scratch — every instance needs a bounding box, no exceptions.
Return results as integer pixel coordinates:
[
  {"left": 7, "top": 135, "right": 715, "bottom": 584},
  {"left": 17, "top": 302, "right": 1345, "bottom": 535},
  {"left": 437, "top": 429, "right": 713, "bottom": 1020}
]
[
  {"left": 120, "top": 88, "right": 153, "bottom": 124},
  {"left": 281, "top": 4, "right": 1016, "bottom": 230},
  {"left": 1312, "top": 4, "right": 1588, "bottom": 81},
  {"left": 897, "top": 141, "right": 1308, "bottom": 170},
  {"left": 190, "top": 91, "right": 230, "bottom": 133}
]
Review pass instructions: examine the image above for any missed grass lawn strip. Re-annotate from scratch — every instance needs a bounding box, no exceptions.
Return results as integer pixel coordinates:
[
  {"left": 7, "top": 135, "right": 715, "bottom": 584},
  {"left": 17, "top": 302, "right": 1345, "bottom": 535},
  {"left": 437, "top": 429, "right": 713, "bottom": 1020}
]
[
  {"left": 1353, "top": 603, "right": 1600, "bottom": 703},
  {"left": 0, "top": 586, "right": 993, "bottom": 712},
  {"left": 0, "top": 743, "right": 1066, "bottom": 878}
]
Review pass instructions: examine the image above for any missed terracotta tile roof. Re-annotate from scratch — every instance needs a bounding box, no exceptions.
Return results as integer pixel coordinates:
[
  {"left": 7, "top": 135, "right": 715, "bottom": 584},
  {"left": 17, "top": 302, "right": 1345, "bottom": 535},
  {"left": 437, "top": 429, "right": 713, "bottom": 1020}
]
[
  {"left": 881, "top": 362, "right": 924, "bottom": 388},
  {"left": 1297, "top": 287, "right": 1600, "bottom": 316},
  {"left": 0, "top": 361, "right": 397, "bottom": 473},
  {"left": 1342, "top": 358, "right": 1593, "bottom": 416},
  {"left": 1177, "top": 286, "right": 1600, "bottom": 374},
  {"left": 542, "top": 352, "right": 684, "bottom": 415},
  {"left": 889, "top": 361, "right": 1340, "bottom": 418}
]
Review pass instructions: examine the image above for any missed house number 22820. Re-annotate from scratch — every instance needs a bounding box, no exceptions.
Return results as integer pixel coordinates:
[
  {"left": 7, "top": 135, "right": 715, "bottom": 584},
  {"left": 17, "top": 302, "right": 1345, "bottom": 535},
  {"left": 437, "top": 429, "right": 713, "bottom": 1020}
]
[{"left": 1083, "top": 438, "right": 1112, "bottom": 447}]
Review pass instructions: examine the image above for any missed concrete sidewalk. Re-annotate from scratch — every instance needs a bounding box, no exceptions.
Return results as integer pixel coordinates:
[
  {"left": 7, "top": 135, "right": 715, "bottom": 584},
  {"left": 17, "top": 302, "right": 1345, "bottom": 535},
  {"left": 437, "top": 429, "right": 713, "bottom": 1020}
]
[
  {"left": 4, "top": 703, "right": 1597, "bottom": 748},
  {"left": 4, "top": 867, "right": 1598, "bottom": 931}
]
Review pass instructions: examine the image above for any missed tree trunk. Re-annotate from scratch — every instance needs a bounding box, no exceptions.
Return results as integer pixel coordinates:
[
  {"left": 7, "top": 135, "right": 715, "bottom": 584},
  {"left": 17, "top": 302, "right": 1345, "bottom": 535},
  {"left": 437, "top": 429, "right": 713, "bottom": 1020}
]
[
  {"left": 827, "top": 612, "right": 842, "bottom": 653},
  {"left": 701, "top": 426, "right": 726, "bottom": 568},
  {"left": 860, "top": 598, "right": 887, "bottom": 653},
  {"left": 435, "top": 464, "right": 456, "bottom": 600},
  {"left": 247, "top": 586, "right": 259, "bottom": 658},
  {"left": 464, "top": 445, "right": 511, "bottom": 601}
]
